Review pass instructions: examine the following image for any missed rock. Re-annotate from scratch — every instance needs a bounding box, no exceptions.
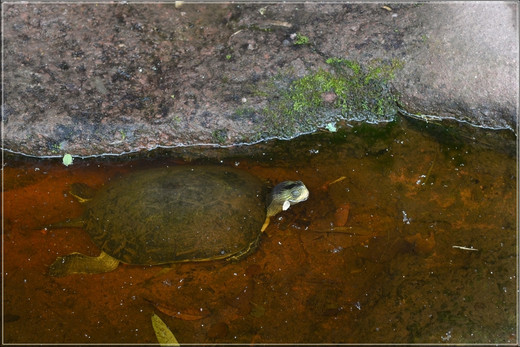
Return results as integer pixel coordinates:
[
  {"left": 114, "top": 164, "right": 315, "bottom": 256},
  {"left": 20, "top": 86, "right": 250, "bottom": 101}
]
[
  {"left": 3, "top": 3, "right": 517, "bottom": 157},
  {"left": 391, "top": 3, "right": 517, "bottom": 130}
]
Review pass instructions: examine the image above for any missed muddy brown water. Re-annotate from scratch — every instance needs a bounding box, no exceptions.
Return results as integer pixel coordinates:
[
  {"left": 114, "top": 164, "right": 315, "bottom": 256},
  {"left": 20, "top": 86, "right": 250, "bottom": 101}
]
[{"left": 3, "top": 116, "right": 517, "bottom": 344}]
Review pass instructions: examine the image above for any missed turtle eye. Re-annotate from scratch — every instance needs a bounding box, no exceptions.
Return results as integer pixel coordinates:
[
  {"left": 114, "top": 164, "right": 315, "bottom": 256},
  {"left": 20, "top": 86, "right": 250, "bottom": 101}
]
[{"left": 291, "top": 189, "right": 301, "bottom": 198}]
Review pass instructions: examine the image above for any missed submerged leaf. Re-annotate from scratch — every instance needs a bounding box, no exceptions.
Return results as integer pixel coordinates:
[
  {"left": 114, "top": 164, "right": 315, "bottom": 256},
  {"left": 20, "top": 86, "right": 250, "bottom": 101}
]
[
  {"left": 334, "top": 203, "right": 350, "bottom": 227},
  {"left": 151, "top": 312, "right": 180, "bottom": 346}
]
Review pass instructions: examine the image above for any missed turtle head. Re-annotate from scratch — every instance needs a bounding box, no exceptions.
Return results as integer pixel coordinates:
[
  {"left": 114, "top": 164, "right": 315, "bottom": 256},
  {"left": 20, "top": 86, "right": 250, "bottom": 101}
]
[{"left": 266, "top": 180, "right": 309, "bottom": 218}]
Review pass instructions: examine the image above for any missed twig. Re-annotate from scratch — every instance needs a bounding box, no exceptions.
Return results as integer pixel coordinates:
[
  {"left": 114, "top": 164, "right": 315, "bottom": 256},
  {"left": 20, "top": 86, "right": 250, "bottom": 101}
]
[{"left": 452, "top": 245, "right": 478, "bottom": 251}]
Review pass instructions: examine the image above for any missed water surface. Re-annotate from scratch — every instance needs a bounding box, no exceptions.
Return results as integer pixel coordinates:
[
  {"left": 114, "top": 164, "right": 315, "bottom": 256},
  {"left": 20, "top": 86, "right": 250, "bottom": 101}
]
[{"left": 3, "top": 116, "right": 517, "bottom": 344}]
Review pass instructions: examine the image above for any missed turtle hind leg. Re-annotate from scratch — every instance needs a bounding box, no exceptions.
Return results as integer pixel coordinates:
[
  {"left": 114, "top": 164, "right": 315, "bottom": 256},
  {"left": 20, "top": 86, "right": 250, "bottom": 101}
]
[
  {"left": 227, "top": 234, "right": 261, "bottom": 262},
  {"left": 49, "top": 251, "right": 120, "bottom": 277}
]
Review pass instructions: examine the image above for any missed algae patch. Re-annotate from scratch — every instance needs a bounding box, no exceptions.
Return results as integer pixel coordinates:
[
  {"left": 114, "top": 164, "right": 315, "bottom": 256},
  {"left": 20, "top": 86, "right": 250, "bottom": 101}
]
[
  {"left": 248, "top": 58, "right": 403, "bottom": 140},
  {"left": 293, "top": 33, "right": 310, "bottom": 45}
]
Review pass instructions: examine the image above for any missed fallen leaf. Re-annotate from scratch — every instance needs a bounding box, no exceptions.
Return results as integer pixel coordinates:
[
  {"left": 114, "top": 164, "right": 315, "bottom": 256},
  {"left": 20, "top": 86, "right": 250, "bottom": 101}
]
[
  {"left": 151, "top": 300, "right": 209, "bottom": 320},
  {"left": 151, "top": 312, "right": 180, "bottom": 346},
  {"left": 334, "top": 203, "right": 350, "bottom": 227},
  {"left": 62, "top": 154, "right": 74, "bottom": 166},
  {"left": 325, "top": 122, "right": 337, "bottom": 132}
]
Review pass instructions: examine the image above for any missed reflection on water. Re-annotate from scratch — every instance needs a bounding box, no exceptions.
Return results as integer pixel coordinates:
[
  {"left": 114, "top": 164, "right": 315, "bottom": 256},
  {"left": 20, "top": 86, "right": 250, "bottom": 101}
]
[{"left": 3, "top": 116, "right": 517, "bottom": 344}]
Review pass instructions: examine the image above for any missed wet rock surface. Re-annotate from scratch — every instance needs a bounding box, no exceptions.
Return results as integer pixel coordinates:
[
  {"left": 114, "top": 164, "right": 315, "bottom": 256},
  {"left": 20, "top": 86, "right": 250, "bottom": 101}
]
[{"left": 3, "top": 2, "right": 517, "bottom": 157}]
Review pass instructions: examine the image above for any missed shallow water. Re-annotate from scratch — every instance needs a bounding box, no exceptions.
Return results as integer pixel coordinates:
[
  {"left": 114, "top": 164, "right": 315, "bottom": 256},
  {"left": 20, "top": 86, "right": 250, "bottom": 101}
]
[{"left": 3, "top": 116, "right": 517, "bottom": 344}]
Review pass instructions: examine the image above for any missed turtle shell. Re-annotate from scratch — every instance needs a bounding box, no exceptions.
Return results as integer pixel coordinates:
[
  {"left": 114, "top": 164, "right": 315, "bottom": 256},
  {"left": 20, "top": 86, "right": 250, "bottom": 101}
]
[{"left": 81, "top": 166, "right": 267, "bottom": 265}]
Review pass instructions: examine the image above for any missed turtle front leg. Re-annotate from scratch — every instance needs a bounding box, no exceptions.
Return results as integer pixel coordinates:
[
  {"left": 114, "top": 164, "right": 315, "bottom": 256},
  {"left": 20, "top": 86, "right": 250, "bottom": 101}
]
[{"left": 49, "top": 251, "right": 120, "bottom": 277}]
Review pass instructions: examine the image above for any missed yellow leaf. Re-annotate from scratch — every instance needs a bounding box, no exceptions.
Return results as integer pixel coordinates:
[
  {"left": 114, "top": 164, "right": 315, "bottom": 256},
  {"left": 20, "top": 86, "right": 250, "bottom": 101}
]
[{"left": 151, "top": 312, "right": 180, "bottom": 346}]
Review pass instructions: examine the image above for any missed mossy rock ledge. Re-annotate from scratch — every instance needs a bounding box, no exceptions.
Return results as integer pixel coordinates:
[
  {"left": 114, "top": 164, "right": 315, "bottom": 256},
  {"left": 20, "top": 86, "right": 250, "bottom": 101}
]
[{"left": 3, "top": 2, "right": 516, "bottom": 157}]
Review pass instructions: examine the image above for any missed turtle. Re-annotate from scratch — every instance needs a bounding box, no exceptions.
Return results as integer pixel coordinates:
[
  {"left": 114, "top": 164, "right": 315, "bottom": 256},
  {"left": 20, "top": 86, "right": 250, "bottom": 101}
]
[{"left": 48, "top": 166, "right": 309, "bottom": 277}]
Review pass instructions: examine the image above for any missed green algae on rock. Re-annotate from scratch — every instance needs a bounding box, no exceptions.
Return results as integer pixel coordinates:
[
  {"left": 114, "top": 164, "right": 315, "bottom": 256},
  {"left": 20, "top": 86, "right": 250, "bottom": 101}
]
[{"left": 248, "top": 58, "right": 403, "bottom": 140}]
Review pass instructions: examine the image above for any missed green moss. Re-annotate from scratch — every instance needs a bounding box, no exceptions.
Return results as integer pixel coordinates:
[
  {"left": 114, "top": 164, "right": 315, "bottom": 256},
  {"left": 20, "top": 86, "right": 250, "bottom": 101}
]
[
  {"left": 212, "top": 128, "right": 228, "bottom": 145},
  {"left": 232, "top": 107, "right": 256, "bottom": 120},
  {"left": 254, "top": 57, "right": 403, "bottom": 139},
  {"left": 293, "top": 33, "right": 310, "bottom": 45},
  {"left": 171, "top": 115, "right": 181, "bottom": 124},
  {"left": 50, "top": 142, "right": 62, "bottom": 154}
]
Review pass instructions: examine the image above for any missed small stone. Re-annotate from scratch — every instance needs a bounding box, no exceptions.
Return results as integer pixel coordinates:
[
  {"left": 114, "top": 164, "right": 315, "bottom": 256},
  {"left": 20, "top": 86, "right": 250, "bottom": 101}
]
[{"left": 321, "top": 91, "right": 337, "bottom": 103}]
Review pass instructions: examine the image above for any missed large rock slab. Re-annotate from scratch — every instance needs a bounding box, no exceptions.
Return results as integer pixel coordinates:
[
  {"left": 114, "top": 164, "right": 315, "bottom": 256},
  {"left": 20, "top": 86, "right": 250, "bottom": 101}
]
[
  {"left": 391, "top": 2, "right": 518, "bottom": 128},
  {"left": 3, "top": 2, "right": 517, "bottom": 157}
]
